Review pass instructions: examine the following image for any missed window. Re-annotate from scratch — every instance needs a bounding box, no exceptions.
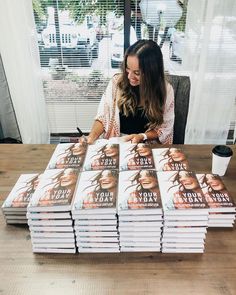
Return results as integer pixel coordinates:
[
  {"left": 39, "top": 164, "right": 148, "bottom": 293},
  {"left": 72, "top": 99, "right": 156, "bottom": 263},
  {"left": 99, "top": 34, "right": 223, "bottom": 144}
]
[
  {"left": 33, "top": 0, "right": 187, "bottom": 136},
  {"left": 33, "top": 0, "right": 236, "bottom": 144}
]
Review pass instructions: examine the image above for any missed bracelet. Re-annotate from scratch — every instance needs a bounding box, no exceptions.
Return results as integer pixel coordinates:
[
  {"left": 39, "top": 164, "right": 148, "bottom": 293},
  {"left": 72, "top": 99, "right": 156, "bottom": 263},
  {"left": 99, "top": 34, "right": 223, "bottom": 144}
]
[{"left": 140, "top": 133, "right": 148, "bottom": 141}]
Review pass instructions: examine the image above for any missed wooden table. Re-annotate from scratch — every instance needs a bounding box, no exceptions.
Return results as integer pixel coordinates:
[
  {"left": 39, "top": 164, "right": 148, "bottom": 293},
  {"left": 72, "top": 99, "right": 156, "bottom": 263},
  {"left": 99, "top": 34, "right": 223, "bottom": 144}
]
[{"left": 0, "top": 144, "right": 235, "bottom": 295}]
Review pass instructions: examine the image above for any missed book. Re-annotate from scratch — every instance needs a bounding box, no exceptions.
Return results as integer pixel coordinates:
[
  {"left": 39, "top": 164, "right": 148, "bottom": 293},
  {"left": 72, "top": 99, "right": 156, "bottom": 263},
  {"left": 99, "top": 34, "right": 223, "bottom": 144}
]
[
  {"left": 120, "top": 241, "right": 161, "bottom": 247},
  {"left": 28, "top": 169, "right": 79, "bottom": 212},
  {"left": 118, "top": 215, "right": 163, "bottom": 221},
  {"left": 152, "top": 148, "right": 189, "bottom": 171},
  {"left": 74, "top": 225, "right": 117, "bottom": 231},
  {"left": 29, "top": 226, "right": 74, "bottom": 232},
  {"left": 27, "top": 212, "right": 71, "bottom": 219},
  {"left": 78, "top": 247, "right": 120, "bottom": 253},
  {"left": 75, "top": 231, "right": 117, "bottom": 237},
  {"left": 77, "top": 236, "right": 119, "bottom": 243},
  {"left": 74, "top": 219, "right": 117, "bottom": 226},
  {"left": 30, "top": 232, "right": 75, "bottom": 238},
  {"left": 162, "top": 248, "right": 204, "bottom": 253},
  {"left": 120, "top": 247, "right": 161, "bottom": 252},
  {"left": 119, "top": 231, "right": 162, "bottom": 237},
  {"left": 2, "top": 174, "right": 40, "bottom": 210},
  {"left": 158, "top": 171, "right": 209, "bottom": 215},
  {"left": 119, "top": 143, "right": 155, "bottom": 170},
  {"left": 163, "top": 232, "right": 206, "bottom": 239},
  {"left": 31, "top": 237, "right": 75, "bottom": 244},
  {"left": 83, "top": 143, "right": 119, "bottom": 171},
  {"left": 72, "top": 170, "right": 118, "bottom": 214},
  {"left": 32, "top": 243, "right": 76, "bottom": 248},
  {"left": 163, "top": 226, "right": 207, "bottom": 234},
  {"left": 46, "top": 143, "right": 87, "bottom": 170},
  {"left": 118, "top": 170, "right": 162, "bottom": 213},
  {"left": 120, "top": 237, "right": 161, "bottom": 243},
  {"left": 76, "top": 242, "right": 119, "bottom": 248},
  {"left": 33, "top": 247, "right": 76, "bottom": 253},
  {"left": 196, "top": 173, "right": 236, "bottom": 213},
  {"left": 28, "top": 219, "right": 73, "bottom": 226}
]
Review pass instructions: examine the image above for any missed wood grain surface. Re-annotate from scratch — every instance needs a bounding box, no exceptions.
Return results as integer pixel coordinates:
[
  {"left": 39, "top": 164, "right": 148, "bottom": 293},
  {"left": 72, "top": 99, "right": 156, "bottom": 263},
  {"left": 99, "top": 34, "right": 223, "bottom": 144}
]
[{"left": 0, "top": 144, "right": 235, "bottom": 295}]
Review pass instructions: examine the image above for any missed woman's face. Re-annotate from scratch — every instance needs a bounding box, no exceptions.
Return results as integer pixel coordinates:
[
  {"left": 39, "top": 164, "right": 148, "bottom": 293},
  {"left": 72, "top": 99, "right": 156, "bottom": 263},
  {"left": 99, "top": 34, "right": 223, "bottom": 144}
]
[
  {"left": 206, "top": 174, "right": 225, "bottom": 191},
  {"left": 99, "top": 170, "right": 117, "bottom": 190},
  {"left": 60, "top": 169, "right": 77, "bottom": 186},
  {"left": 126, "top": 55, "right": 141, "bottom": 86},
  {"left": 71, "top": 143, "right": 86, "bottom": 156},
  {"left": 179, "top": 171, "right": 199, "bottom": 190},
  {"left": 104, "top": 144, "right": 118, "bottom": 157},
  {"left": 139, "top": 170, "right": 157, "bottom": 190},
  {"left": 169, "top": 148, "right": 186, "bottom": 161},
  {"left": 136, "top": 143, "right": 151, "bottom": 157}
]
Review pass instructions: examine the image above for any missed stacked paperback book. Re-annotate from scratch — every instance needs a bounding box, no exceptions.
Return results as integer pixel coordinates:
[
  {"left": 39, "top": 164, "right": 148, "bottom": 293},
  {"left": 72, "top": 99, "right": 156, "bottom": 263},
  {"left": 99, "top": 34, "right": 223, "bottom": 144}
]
[
  {"left": 158, "top": 171, "right": 209, "bottom": 253},
  {"left": 118, "top": 170, "right": 163, "bottom": 252},
  {"left": 197, "top": 173, "right": 236, "bottom": 227},
  {"left": 72, "top": 170, "right": 119, "bottom": 253},
  {"left": 2, "top": 174, "right": 40, "bottom": 224},
  {"left": 2, "top": 142, "right": 235, "bottom": 255},
  {"left": 27, "top": 168, "right": 79, "bottom": 253}
]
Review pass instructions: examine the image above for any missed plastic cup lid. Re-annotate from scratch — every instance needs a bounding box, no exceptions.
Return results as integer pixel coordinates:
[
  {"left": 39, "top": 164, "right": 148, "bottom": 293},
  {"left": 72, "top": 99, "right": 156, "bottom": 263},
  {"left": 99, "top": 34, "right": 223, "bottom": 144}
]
[{"left": 212, "top": 145, "right": 233, "bottom": 157}]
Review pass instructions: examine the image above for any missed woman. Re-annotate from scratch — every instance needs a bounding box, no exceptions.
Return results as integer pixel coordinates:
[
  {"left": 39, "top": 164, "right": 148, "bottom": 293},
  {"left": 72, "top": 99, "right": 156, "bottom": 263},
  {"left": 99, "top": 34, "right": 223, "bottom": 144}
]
[
  {"left": 199, "top": 174, "right": 234, "bottom": 208},
  {"left": 170, "top": 171, "right": 208, "bottom": 209},
  {"left": 162, "top": 148, "right": 189, "bottom": 171},
  {"left": 125, "top": 143, "right": 154, "bottom": 170},
  {"left": 89, "top": 144, "right": 119, "bottom": 170},
  {"left": 38, "top": 168, "right": 79, "bottom": 206},
  {"left": 127, "top": 170, "right": 161, "bottom": 209},
  {"left": 11, "top": 174, "right": 41, "bottom": 208},
  {"left": 87, "top": 39, "right": 175, "bottom": 144},
  {"left": 55, "top": 142, "right": 87, "bottom": 169},
  {"left": 82, "top": 169, "right": 118, "bottom": 209}
]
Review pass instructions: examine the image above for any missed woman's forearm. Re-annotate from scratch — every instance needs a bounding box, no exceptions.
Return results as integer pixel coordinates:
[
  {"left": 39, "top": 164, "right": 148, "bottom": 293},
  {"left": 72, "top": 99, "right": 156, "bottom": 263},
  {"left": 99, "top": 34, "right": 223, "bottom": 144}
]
[{"left": 87, "top": 120, "right": 104, "bottom": 144}]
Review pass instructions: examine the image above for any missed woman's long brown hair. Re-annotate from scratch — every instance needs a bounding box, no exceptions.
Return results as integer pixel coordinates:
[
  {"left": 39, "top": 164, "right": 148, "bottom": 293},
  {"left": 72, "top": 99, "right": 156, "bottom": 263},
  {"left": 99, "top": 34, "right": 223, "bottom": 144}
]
[{"left": 117, "top": 39, "right": 166, "bottom": 129}]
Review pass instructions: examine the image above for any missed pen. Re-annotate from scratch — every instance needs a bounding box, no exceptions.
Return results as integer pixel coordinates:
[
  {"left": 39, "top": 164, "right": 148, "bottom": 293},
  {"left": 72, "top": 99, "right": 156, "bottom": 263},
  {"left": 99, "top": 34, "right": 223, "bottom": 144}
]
[{"left": 76, "top": 127, "right": 87, "bottom": 143}]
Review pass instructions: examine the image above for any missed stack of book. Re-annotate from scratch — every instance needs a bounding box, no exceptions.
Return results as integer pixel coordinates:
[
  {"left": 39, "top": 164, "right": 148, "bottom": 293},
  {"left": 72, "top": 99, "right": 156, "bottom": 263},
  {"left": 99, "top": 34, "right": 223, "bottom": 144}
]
[
  {"left": 158, "top": 171, "right": 209, "bottom": 253},
  {"left": 2, "top": 174, "right": 40, "bottom": 224},
  {"left": 72, "top": 170, "right": 119, "bottom": 253},
  {"left": 118, "top": 170, "right": 163, "bottom": 252},
  {"left": 197, "top": 173, "right": 236, "bottom": 227},
  {"left": 27, "top": 168, "right": 79, "bottom": 254}
]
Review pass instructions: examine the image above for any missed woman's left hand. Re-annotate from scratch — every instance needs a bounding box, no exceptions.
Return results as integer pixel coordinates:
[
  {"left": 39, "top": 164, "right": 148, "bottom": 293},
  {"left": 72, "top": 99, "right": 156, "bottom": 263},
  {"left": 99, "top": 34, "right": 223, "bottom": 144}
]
[{"left": 122, "top": 133, "right": 144, "bottom": 143}]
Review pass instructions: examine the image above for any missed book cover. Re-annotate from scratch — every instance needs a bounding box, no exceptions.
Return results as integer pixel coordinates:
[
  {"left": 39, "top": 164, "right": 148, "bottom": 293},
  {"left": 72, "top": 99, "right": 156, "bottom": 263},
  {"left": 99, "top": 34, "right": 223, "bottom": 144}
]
[
  {"left": 46, "top": 143, "right": 87, "bottom": 169},
  {"left": 28, "top": 168, "right": 79, "bottom": 209},
  {"left": 2, "top": 174, "right": 40, "bottom": 209},
  {"left": 119, "top": 143, "right": 155, "bottom": 170},
  {"left": 197, "top": 174, "right": 236, "bottom": 211},
  {"left": 158, "top": 171, "right": 209, "bottom": 213},
  {"left": 83, "top": 143, "right": 119, "bottom": 171},
  {"left": 152, "top": 148, "right": 189, "bottom": 171},
  {"left": 73, "top": 170, "right": 118, "bottom": 211},
  {"left": 118, "top": 170, "right": 162, "bottom": 211}
]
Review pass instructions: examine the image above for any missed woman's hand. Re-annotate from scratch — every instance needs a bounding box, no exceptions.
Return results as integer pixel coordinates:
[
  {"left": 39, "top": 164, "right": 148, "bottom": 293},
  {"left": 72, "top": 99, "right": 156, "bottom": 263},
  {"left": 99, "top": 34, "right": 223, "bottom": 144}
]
[{"left": 122, "top": 133, "right": 145, "bottom": 143}]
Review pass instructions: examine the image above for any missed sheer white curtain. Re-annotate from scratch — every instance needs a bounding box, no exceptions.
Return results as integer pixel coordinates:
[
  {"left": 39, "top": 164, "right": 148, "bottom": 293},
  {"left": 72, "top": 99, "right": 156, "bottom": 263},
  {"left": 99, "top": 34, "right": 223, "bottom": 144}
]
[
  {"left": 0, "top": 0, "right": 50, "bottom": 143},
  {"left": 183, "top": 0, "right": 236, "bottom": 144}
]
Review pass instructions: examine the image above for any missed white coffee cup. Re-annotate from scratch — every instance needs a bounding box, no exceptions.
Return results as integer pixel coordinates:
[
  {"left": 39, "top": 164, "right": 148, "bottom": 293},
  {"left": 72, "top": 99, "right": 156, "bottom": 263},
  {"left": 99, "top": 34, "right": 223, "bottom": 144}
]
[{"left": 212, "top": 145, "right": 233, "bottom": 176}]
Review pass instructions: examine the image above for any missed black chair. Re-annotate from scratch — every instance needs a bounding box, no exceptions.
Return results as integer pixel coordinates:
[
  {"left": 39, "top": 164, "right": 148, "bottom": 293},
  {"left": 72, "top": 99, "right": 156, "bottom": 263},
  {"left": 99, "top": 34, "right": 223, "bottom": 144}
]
[{"left": 166, "top": 74, "right": 191, "bottom": 144}]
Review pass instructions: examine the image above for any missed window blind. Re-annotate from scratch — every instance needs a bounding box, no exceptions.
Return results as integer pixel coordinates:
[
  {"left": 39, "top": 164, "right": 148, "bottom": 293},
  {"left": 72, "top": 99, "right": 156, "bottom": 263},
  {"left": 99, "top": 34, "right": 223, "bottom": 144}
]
[
  {"left": 33, "top": 0, "right": 188, "bottom": 134},
  {"left": 33, "top": 0, "right": 125, "bottom": 133},
  {"left": 33, "top": 0, "right": 236, "bottom": 143}
]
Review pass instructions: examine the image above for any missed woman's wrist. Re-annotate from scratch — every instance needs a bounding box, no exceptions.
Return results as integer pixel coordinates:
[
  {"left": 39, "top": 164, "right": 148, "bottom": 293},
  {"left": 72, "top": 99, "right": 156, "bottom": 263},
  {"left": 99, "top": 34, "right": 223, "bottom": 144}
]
[{"left": 139, "top": 133, "right": 148, "bottom": 141}]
